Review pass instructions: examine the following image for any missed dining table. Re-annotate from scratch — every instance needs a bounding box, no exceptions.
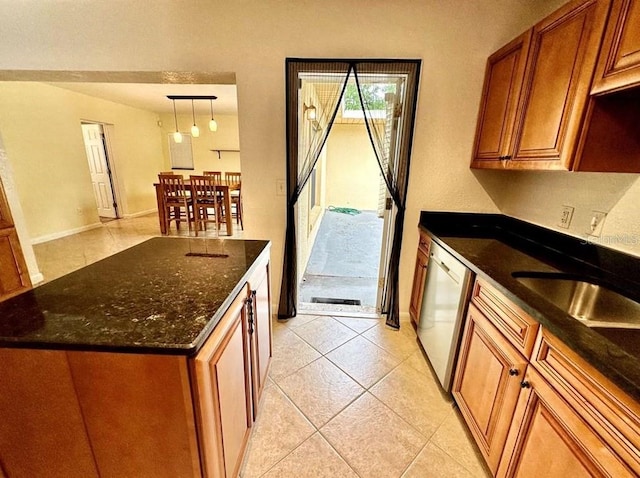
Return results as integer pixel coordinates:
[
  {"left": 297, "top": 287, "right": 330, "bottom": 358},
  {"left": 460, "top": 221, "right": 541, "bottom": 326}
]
[{"left": 154, "top": 179, "right": 240, "bottom": 236}]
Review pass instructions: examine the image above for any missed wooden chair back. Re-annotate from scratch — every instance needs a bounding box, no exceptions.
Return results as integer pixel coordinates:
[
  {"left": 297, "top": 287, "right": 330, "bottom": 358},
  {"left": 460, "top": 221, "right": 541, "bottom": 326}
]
[
  {"left": 159, "top": 174, "right": 188, "bottom": 206},
  {"left": 225, "top": 172, "right": 241, "bottom": 186},
  {"left": 189, "top": 175, "right": 217, "bottom": 203},
  {"left": 203, "top": 171, "right": 222, "bottom": 183}
]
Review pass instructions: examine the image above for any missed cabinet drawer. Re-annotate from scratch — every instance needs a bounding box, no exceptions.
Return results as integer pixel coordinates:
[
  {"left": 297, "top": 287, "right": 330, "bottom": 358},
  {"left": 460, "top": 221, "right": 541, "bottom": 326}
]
[
  {"left": 471, "top": 279, "right": 539, "bottom": 359},
  {"left": 532, "top": 329, "right": 640, "bottom": 475}
]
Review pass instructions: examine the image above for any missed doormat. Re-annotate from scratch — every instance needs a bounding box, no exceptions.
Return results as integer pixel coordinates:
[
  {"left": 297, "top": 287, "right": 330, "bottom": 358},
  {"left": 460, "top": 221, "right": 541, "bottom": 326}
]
[{"left": 311, "top": 297, "right": 362, "bottom": 306}]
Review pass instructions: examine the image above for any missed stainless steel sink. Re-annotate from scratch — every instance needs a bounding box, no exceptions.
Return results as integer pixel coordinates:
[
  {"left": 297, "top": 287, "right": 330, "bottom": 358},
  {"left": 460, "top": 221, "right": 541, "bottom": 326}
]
[{"left": 513, "top": 273, "right": 640, "bottom": 329}]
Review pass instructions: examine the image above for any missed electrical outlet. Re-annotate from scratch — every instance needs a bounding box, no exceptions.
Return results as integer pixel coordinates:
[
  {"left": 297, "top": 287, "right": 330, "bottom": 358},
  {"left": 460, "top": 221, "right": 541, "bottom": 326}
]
[
  {"left": 276, "top": 179, "right": 286, "bottom": 196},
  {"left": 588, "top": 211, "right": 607, "bottom": 237},
  {"left": 559, "top": 205, "right": 574, "bottom": 229}
]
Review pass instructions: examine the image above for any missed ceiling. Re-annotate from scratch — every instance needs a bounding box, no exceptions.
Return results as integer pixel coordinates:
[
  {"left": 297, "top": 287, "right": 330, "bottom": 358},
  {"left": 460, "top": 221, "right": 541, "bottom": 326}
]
[{"left": 51, "top": 82, "right": 238, "bottom": 115}]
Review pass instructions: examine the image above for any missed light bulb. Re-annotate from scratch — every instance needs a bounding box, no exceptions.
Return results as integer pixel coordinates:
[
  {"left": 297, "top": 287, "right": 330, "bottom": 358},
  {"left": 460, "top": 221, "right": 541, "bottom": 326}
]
[
  {"left": 173, "top": 131, "right": 183, "bottom": 143},
  {"left": 191, "top": 124, "right": 200, "bottom": 137},
  {"left": 209, "top": 119, "right": 218, "bottom": 132}
]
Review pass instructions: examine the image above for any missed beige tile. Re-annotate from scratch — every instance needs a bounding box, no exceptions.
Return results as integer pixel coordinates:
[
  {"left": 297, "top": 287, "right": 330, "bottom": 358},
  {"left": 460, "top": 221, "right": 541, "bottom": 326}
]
[
  {"left": 269, "top": 328, "right": 321, "bottom": 381},
  {"left": 241, "top": 386, "right": 315, "bottom": 478},
  {"left": 326, "top": 335, "right": 402, "bottom": 388},
  {"left": 292, "top": 317, "right": 357, "bottom": 354},
  {"left": 279, "top": 314, "right": 320, "bottom": 329},
  {"left": 334, "top": 316, "right": 380, "bottom": 333},
  {"left": 278, "top": 357, "right": 364, "bottom": 428},
  {"left": 402, "top": 442, "right": 476, "bottom": 478},
  {"left": 430, "top": 409, "right": 491, "bottom": 477},
  {"left": 262, "top": 433, "right": 358, "bottom": 478},
  {"left": 370, "top": 360, "right": 453, "bottom": 438},
  {"left": 403, "top": 349, "right": 432, "bottom": 375},
  {"left": 321, "top": 393, "right": 426, "bottom": 478},
  {"left": 362, "top": 323, "right": 420, "bottom": 360}
]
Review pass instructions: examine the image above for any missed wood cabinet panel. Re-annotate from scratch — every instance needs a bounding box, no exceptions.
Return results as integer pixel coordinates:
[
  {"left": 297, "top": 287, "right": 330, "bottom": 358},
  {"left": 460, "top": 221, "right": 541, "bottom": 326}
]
[
  {"left": 471, "top": 31, "right": 531, "bottom": 167},
  {"left": 497, "top": 367, "right": 635, "bottom": 477},
  {"left": 471, "top": 279, "right": 539, "bottom": 358},
  {"left": 452, "top": 303, "right": 528, "bottom": 473},
  {"left": 67, "top": 352, "right": 201, "bottom": 478},
  {"left": 192, "top": 287, "right": 252, "bottom": 478},
  {"left": 248, "top": 260, "right": 272, "bottom": 418},
  {"left": 409, "top": 231, "right": 430, "bottom": 326},
  {"left": 592, "top": 0, "right": 640, "bottom": 93},
  {"left": 532, "top": 329, "right": 640, "bottom": 474},
  {"left": 0, "top": 349, "right": 99, "bottom": 478},
  {"left": 511, "top": 0, "right": 611, "bottom": 169}
]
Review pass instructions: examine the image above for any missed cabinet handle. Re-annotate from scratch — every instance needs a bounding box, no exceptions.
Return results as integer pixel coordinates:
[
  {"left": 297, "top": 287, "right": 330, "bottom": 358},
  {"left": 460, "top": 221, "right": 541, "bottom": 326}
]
[
  {"left": 504, "top": 155, "right": 512, "bottom": 160},
  {"left": 509, "top": 368, "right": 519, "bottom": 376},
  {"left": 520, "top": 381, "right": 531, "bottom": 389}
]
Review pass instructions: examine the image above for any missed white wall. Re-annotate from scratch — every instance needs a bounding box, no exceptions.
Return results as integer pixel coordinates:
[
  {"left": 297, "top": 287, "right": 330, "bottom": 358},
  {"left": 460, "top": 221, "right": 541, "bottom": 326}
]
[
  {"left": 0, "top": 0, "right": 570, "bottom": 313},
  {"left": 0, "top": 82, "right": 165, "bottom": 242},
  {"left": 325, "top": 123, "right": 380, "bottom": 211}
]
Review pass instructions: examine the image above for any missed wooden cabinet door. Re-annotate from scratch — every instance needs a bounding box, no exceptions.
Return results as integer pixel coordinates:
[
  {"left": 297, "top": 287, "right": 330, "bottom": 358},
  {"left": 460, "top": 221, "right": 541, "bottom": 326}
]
[
  {"left": 592, "top": 0, "right": 640, "bottom": 93},
  {"left": 408, "top": 236, "right": 430, "bottom": 326},
  {"left": 192, "top": 288, "right": 252, "bottom": 478},
  {"left": 471, "top": 31, "right": 531, "bottom": 168},
  {"left": 511, "top": 0, "right": 611, "bottom": 170},
  {"left": 452, "top": 303, "right": 528, "bottom": 474},
  {"left": 0, "top": 228, "right": 31, "bottom": 301},
  {"left": 0, "top": 178, "right": 31, "bottom": 301},
  {"left": 248, "top": 259, "right": 272, "bottom": 419},
  {"left": 497, "top": 367, "right": 635, "bottom": 477}
]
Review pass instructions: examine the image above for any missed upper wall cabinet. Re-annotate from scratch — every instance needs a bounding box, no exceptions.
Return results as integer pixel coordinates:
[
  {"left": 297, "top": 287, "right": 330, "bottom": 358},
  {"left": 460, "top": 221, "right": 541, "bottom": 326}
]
[
  {"left": 592, "top": 0, "right": 640, "bottom": 94},
  {"left": 470, "top": 0, "right": 640, "bottom": 172},
  {"left": 471, "top": 32, "right": 531, "bottom": 168}
]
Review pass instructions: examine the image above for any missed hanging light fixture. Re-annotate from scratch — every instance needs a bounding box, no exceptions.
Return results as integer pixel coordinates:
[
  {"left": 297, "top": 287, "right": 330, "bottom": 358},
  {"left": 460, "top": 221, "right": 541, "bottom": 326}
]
[
  {"left": 167, "top": 95, "right": 218, "bottom": 140},
  {"left": 208, "top": 99, "right": 218, "bottom": 132},
  {"left": 172, "top": 99, "right": 182, "bottom": 143},
  {"left": 190, "top": 99, "right": 200, "bottom": 137}
]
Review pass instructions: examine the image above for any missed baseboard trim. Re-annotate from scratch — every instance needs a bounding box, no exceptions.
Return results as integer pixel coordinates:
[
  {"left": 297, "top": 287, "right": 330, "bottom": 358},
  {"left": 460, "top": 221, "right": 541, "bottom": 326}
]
[
  {"left": 31, "top": 222, "right": 103, "bottom": 245},
  {"left": 30, "top": 272, "right": 44, "bottom": 285},
  {"left": 123, "top": 209, "right": 156, "bottom": 219}
]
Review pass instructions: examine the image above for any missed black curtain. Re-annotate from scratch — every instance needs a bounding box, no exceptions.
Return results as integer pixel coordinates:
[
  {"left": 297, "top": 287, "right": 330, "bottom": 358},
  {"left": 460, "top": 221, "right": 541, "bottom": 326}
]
[{"left": 278, "top": 59, "right": 421, "bottom": 328}]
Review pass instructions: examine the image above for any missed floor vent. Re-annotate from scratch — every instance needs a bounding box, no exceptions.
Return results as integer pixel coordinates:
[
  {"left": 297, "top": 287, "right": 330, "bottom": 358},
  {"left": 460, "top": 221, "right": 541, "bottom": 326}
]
[{"left": 310, "top": 297, "right": 362, "bottom": 306}]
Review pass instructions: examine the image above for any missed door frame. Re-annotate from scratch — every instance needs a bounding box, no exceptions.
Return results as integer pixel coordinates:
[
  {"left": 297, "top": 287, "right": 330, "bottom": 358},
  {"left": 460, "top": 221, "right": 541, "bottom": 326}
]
[{"left": 80, "top": 121, "right": 122, "bottom": 219}]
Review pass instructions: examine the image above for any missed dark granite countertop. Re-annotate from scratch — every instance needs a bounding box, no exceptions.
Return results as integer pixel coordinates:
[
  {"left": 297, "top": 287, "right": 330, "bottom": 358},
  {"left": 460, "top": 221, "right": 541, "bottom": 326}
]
[
  {"left": 0, "top": 237, "right": 270, "bottom": 355},
  {"left": 419, "top": 212, "right": 640, "bottom": 402}
]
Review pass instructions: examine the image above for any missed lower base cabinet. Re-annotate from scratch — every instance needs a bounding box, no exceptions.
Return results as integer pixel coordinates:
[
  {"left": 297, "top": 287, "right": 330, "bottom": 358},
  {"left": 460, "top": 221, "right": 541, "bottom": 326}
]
[
  {"left": 0, "top": 258, "right": 272, "bottom": 478},
  {"left": 453, "top": 278, "right": 640, "bottom": 477}
]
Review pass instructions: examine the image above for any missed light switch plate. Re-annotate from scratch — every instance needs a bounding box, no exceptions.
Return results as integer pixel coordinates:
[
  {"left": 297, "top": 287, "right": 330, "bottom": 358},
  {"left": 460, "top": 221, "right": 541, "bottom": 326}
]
[{"left": 588, "top": 211, "right": 607, "bottom": 237}]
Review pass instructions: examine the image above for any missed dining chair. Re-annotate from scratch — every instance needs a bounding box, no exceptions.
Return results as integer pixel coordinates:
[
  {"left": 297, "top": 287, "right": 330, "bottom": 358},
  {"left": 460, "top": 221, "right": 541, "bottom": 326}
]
[
  {"left": 189, "top": 175, "right": 220, "bottom": 236},
  {"left": 158, "top": 174, "right": 193, "bottom": 233},
  {"left": 203, "top": 171, "right": 222, "bottom": 184},
  {"left": 224, "top": 172, "right": 243, "bottom": 229}
]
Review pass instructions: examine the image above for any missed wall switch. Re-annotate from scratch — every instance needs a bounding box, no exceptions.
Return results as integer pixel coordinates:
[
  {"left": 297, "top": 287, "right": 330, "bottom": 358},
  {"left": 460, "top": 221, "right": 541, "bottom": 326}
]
[
  {"left": 559, "top": 205, "right": 574, "bottom": 228},
  {"left": 588, "top": 211, "right": 607, "bottom": 237},
  {"left": 276, "top": 179, "right": 286, "bottom": 196}
]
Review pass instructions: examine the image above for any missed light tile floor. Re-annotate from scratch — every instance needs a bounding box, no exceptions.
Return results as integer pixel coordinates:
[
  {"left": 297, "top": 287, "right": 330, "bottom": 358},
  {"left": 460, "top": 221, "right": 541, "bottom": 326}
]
[
  {"left": 31, "top": 215, "right": 487, "bottom": 477},
  {"left": 32, "top": 213, "right": 243, "bottom": 284},
  {"left": 241, "top": 315, "right": 490, "bottom": 478}
]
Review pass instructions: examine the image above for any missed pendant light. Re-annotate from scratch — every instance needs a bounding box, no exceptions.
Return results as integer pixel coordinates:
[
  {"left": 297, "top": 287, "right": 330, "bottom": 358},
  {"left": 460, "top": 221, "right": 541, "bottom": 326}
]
[
  {"left": 209, "top": 99, "right": 218, "bottom": 132},
  {"left": 190, "top": 99, "right": 200, "bottom": 137},
  {"left": 172, "top": 99, "right": 182, "bottom": 143}
]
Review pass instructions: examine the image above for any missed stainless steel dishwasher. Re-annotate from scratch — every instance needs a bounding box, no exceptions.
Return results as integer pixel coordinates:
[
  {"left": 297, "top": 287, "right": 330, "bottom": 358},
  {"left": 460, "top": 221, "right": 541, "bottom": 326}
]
[{"left": 417, "top": 241, "right": 474, "bottom": 391}]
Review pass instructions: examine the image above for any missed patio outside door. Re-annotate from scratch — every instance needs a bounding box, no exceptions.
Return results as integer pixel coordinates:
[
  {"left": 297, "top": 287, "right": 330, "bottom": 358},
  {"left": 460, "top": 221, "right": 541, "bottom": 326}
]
[{"left": 81, "top": 123, "right": 118, "bottom": 219}]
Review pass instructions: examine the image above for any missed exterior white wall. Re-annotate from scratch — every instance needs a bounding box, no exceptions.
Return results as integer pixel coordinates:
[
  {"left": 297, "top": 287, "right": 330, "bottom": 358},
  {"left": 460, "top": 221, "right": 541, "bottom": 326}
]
[
  {"left": 325, "top": 123, "right": 380, "bottom": 211},
  {"left": 0, "top": 0, "right": 571, "bottom": 312}
]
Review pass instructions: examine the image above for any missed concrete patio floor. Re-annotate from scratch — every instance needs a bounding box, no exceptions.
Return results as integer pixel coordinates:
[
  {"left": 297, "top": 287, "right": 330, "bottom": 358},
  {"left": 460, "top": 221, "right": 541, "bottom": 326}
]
[{"left": 298, "top": 209, "right": 383, "bottom": 313}]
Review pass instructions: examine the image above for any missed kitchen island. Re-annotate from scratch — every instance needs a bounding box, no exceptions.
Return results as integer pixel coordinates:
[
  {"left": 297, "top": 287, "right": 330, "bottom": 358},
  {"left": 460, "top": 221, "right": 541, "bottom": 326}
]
[{"left": 0, "top": 237, "right": 272, "bottom": 478}]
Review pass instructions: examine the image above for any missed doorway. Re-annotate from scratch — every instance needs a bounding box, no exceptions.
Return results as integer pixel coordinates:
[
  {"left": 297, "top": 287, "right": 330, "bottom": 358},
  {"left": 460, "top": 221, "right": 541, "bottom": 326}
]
[
  {"left": 81, "top": 123, "right": 119, "bottom": 220},
  {"left": 279, "top": 60, "right": 421, "bottom": 326}
]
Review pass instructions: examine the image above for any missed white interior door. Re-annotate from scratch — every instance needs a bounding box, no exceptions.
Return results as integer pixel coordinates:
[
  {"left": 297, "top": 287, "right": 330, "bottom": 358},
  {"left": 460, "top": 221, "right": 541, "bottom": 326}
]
[{"left": 82, "top": 123, "right": 117, "bottom": 218}]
